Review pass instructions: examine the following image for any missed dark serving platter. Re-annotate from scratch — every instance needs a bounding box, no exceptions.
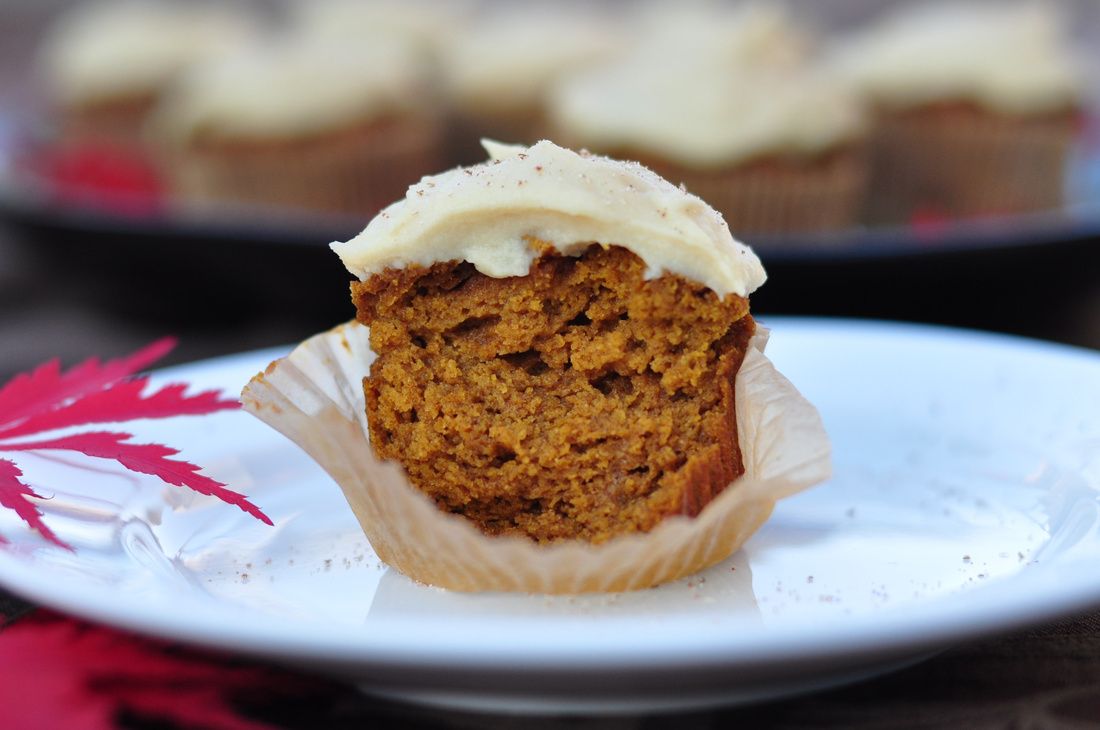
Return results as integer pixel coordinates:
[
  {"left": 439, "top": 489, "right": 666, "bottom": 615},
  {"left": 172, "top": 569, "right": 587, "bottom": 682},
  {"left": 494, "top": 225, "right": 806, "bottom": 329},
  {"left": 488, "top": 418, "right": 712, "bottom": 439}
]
[{"left": 2, "top": 118, "right": 1099, "bottom": 348}]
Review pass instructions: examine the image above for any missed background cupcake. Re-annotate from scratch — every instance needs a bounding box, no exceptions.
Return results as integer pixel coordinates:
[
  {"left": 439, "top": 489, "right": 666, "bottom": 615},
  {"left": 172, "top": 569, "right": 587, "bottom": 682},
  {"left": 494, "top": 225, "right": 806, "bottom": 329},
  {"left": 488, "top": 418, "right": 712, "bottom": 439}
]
[
  {"left": 549, "top": 5, "right": 866, "bottom": 236},
  {"left": 627, "top": 0, "right": 810, "bottom": 71},
  {"left": 38, "top": 0, "right": 254, "bottom": 150},
  {"left": 830, "top": 1, "right": 1085, "bottom": 223},
  {"left": 285, "top": 0, "right": 467, "bottom": 66},
  {"left": 440, "top": 5, "right": 622, "bottom": 163},
  {"left": 151, "top": 35, "right": 443, "bottom": 217}
]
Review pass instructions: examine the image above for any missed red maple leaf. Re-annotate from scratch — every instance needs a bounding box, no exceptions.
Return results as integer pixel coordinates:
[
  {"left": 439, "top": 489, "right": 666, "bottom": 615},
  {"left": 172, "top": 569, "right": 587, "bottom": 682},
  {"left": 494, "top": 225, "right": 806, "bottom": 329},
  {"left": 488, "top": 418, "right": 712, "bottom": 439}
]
[
  {"left": 0, "top": 459, "right": 64, "bottom": 549},
  {"left": 0, "top": 379, "right": 238, "bottom": 440},
  {"left": 0, "top": 339, "right": 174, "bottom": 430},
  {"left": 0, "top": 341, "right": 271, "bottom": 549},
  {"left": 27, "top": 141, "right": 166, "bottom": 217},
  {"left": 0, "top": 611, "right": 320, "bottom": 730}
]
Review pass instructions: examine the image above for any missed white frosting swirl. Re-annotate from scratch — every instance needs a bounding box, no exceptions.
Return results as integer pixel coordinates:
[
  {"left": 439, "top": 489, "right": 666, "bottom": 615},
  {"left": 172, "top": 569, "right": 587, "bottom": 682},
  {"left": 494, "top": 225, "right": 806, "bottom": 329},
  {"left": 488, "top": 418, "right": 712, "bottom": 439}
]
[
  {"left": 332, "top": 140, "right": 766, "bottom": 299},
  {"left": 551, "top": 60, "right": 864, "bottom": 168},
  {"left": 829, "top": 2, "right": 1082, "bottom": 114},
  {"left": 287, "top": 0, "right": 468, "bottom": 53},
  {"left": 152, "top": 37, "right": 432, "bottom": 143},
  {"left": 549, "top": 1, "right": 860, "bottom": 167},
  {"left": 629, "top": 1, "right": 809, "bottom": 71},
  {"left": 442, "top": 8, "right": 622, "bottom": 114},
  {"left": 40, "top": 1, "right": 254, "bottom": 106}
]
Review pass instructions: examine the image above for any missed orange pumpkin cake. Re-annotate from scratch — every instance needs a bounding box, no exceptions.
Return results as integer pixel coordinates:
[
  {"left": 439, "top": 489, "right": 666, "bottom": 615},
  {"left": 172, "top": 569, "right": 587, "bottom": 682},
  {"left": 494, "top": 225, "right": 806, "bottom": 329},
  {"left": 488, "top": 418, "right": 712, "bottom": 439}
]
[{"left": 333, "top": 140, "right": 767, "bottom": 544}]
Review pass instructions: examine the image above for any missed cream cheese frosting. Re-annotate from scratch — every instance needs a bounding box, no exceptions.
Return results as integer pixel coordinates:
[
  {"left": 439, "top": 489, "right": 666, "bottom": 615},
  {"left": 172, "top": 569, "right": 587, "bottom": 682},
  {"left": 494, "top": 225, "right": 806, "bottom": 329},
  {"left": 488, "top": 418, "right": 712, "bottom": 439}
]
[
  {"left": 442, "top": 9, "right": 622, "bottom": 114},
  {"left": 629, "top": 1, "right": 809, "bottom": 71},
  {"left": 152, "top": 37, "right": 432, "bottom": 143},
  {"left": 40, "top": 1, "right": 254, "bottom": 107},
  {"left": 332, "top": 140, "right": 766, "bottom": 299},
  {"left": 551, "top": 60, "right": 864, "bottom": 169},
  {"left": 829, "top": 2, "right": 1082, "bottom": 114},
  {"left": 288, "top": 0, "right": 469, "bottom": 54}
]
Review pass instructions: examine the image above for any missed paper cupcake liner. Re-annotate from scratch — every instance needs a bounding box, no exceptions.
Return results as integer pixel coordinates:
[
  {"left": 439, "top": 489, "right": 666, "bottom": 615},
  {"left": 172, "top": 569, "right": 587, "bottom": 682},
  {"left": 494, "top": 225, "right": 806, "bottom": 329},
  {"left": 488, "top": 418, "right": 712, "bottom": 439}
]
[
  {"left": 241, "top": 321, "right": 830, "bottom": 594},
  {"left": 55, "top": 93, "right": 160, "bottom": 150},
  {"left": 164, "top": 115, "right": 444, "bottom": 217},
  {"left": 641, "top": 150, "right": 867, "bottom": 236},
  {"left": 866, "top": 106, "right": 1078, "bottom": 223}
]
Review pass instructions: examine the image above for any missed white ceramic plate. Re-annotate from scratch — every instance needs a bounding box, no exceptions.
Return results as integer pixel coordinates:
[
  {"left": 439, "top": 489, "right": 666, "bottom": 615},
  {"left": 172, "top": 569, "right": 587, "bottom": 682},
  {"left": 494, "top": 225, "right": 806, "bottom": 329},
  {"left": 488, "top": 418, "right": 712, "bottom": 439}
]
[{"left": 1, "top": 319, "right": 1099, "bottom": 714}]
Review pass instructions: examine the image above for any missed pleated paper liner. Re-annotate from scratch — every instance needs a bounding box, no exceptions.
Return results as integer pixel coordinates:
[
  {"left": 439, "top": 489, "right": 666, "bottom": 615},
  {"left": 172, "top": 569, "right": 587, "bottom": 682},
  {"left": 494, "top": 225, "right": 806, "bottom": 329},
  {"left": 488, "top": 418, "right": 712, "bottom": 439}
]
[
  {"left": 865, "top": 104, "right": 1078, "bottom": 223},
  {"left": 241, "top": 322, "right": 830, "bottom": 594},
  {"left": 57, "top": 92, "right": 161, "bottom": 150},
  {"left": 676, "top": 150, "right": 868, "bottom": 235},
  {"left": 161, "top": 114, "right": 444, "bottom": 217}
]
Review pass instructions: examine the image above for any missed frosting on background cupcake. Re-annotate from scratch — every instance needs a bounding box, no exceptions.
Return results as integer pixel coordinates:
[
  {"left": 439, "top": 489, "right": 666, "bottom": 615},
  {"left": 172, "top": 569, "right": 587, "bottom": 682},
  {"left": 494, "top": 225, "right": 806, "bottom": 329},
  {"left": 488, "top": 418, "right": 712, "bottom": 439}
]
[
  {"left": 287, "top": 0, "right": 468, "bottom": 60},
  {"left": 829, "top": 1, "right": 1083, "bottom": 114},
  {"left": 441, "top": 7, "right": 623, "bottom": 118},
  {"left": 40, "top": 1, "right": 255, "bottom": 109},
  {"left": 548, "top": 0, "right": 863, "bottom": 169},
  {"left": 152, "top": 36, "right": 435, "bottom": 144},
  {"left": 628, "top": 0, "right": 810, "bottom": 71},
  {"left": 551, "top": 60, "right": 864, "bottom": 169}
]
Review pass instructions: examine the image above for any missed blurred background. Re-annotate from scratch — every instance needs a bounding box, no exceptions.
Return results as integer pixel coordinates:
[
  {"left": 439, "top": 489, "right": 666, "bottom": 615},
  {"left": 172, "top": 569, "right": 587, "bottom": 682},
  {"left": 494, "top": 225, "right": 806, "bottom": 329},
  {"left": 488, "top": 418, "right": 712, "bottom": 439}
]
[{"left": 1, "top": 0, "right": 1098, "bottom": 380}]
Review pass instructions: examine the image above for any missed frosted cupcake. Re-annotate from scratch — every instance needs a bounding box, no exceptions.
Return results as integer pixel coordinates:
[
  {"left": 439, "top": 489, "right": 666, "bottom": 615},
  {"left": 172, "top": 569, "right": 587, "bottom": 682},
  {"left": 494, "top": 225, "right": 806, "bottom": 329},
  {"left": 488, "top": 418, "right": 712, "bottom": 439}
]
[
  {"left": 242, "top": 140, "right": 830, "bottom": 593},
  {"left": 627, "top": 0, "right": 809, "bottom": 71},
  {"left": 830, "top": 2, "right": 1085, "bottom": 222},
  {"left": 286, "top": 0, "right": 468, "bottom": 60},
  {"left": 550, "top": 58, "right": 867, "bottom": 235},
  {"left": 38, "top": 1, "right": 253, "bottom": 149},
  {"left": 151, "top": 36, "right": 443, "bottom": 217},
  {"left": 440, "top": 7, "right": 622, "bottom": 162}
]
